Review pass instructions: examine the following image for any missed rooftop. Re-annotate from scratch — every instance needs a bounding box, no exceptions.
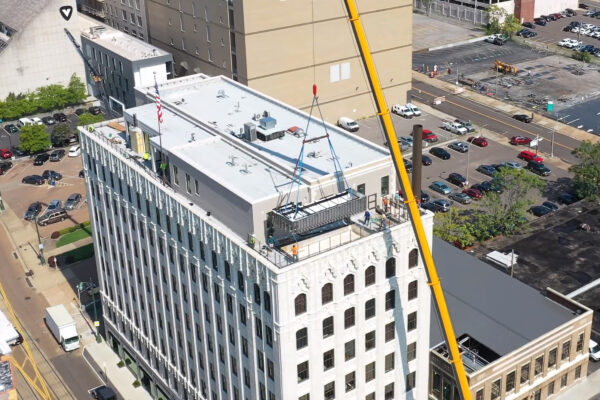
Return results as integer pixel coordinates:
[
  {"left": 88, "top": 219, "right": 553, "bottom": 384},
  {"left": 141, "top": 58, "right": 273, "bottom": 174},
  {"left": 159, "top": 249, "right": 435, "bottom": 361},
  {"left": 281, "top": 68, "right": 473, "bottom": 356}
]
[
  {"left": 129, "top": 74, "right": 390, "bottom": 203},
  {"left": 81, "top": 26, "right": 170, "bottom": 61},
  {"left": 430, "top": 238, "right": 582, "bottom": 373},
  {"left": 0, "top": 0, "right": 49, "bottom": 54}
]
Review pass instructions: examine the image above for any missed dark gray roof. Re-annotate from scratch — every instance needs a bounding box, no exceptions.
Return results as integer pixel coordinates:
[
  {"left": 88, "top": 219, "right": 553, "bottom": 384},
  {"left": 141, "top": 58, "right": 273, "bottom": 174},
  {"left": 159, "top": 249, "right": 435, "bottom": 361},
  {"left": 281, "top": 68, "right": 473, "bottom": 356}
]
[
  {"left": 430, "top": 238, "right": 576, "bottom": 356},
  {"left": 0, "top": 0, "right": 50, "bottom": 33}
]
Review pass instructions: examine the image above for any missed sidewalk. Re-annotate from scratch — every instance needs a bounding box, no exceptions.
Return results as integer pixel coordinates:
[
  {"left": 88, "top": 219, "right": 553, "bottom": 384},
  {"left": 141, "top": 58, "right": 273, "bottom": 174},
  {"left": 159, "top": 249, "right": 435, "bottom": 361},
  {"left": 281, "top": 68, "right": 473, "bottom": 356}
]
[
  {"left": 83, "top": 342, "right": 153, "bottom": 400},
  {"left": 553, "top": 367, "right": 600, "bottom": 400},
  {"left": 0, "top": 204, "right": 147, "bottom": 400}
]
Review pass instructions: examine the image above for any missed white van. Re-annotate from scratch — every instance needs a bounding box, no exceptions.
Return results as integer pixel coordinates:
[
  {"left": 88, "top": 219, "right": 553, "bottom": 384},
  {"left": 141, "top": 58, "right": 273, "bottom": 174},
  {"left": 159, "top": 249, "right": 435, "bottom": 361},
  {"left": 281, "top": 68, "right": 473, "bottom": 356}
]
[
  {"left": 338, "top": 117, "right": 359, "bottom": 132},
  {"left": 17, "top": 117, "right": 33, "bottom": 128},
  {"left": 391, "top": 104, "right": 414, "bottom": 118},
  {"left": 406, "top": 103, "right": 422, "bottom": 117},
  {"left": 590, "top": 339, "right": 600, "bottom": 361},
  {"left": 31, "top": 117, "right": 43, "bottom": 125}
]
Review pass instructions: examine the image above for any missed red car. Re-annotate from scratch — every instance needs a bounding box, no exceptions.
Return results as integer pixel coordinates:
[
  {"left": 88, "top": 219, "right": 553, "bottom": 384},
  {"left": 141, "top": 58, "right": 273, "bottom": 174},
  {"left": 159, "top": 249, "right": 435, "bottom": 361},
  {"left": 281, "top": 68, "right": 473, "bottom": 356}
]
[
  {"left": 510, "top": 136, "right": 532, "bottom": 145},
  {"left": 412, "top": 129, "right": 439, "bottom": 143},
  {"left": 467, "top": 136, "right": 488, "bottom": 147},
  {"left": 463, "top": 188, "right": 483, "bottom": 199},
  {"left": 0, "top": 149, "right": 13, "bottom": 159},
  {"left": 519, "top": 150, "right": 544, "bottom": 163}
]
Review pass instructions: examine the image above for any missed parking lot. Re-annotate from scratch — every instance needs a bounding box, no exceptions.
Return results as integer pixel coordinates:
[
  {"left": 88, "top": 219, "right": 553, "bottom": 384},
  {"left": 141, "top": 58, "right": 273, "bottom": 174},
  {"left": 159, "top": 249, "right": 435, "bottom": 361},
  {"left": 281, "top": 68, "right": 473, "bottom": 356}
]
[
  {"left": 524, "top": 10, "right": 600, "bottom": 52},
  {"left": 356, "top": 108, "right": 574, "bottom": 216},
  {"left": 0, "top": 151, "right": 88, "bottom": 238}
]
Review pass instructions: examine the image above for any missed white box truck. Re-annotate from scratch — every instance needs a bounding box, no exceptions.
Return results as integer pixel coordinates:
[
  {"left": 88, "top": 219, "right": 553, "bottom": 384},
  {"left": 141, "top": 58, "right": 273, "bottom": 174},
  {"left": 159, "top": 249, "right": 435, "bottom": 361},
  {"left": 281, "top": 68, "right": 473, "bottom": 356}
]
[
  {"left": 0, "top": 309, "right": 23, "bottom": 355},
  {"left": 45, "top": 305, "right": 79, "bottom": 352}
]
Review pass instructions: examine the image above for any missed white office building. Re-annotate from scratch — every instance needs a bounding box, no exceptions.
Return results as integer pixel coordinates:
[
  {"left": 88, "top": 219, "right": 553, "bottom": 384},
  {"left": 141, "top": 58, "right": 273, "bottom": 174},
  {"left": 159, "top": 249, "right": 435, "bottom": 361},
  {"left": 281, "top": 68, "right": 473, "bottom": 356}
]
[{"left": 79, "top": 73, "right": 432, "bottom": 400}]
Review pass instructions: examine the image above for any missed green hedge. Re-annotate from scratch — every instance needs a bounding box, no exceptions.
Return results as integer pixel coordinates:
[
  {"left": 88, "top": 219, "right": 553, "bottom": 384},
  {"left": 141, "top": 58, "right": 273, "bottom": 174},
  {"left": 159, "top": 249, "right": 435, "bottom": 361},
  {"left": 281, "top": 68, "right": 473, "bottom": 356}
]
[
  {"left": 62, "top": 243, "right": 94, "bottom": 264},
  {"left": 59, "top": 220, "right": 91, "bottom": 235},
  {"left": 0, "top": 74, "right": 87, "bottom": 120}
]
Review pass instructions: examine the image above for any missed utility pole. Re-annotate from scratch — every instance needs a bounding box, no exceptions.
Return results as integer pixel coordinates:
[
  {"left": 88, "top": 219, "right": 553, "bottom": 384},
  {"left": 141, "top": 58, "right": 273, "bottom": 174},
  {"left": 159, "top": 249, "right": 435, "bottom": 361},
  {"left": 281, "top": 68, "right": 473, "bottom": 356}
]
[
  {"left": 34, "top": 217, "right": 46, "bottom": 265},
  {"left": 551, "top": 126, "right": 556, "bottom": 158},
  {"left": 466, "top": 143, "right": 470, "bottom": 186}
]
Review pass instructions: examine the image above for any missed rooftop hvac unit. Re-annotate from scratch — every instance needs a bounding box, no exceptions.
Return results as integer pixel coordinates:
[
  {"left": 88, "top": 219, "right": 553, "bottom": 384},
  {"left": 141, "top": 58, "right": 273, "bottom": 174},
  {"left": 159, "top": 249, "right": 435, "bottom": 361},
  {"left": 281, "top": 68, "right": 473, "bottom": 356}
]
[
  {"left": 259, "top": 116, "right": 276, "bottom": 129},
  {"left": 244, "top": 122, "right": 257, "bottom": 141},
  {"left": 256, "top": 130, "right": 285, "bottom": 141}
]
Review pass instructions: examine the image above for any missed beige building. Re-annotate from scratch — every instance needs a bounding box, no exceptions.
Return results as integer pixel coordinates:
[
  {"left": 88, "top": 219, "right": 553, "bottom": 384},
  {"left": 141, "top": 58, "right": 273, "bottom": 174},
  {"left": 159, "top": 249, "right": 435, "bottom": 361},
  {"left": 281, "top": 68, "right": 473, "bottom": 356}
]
[
  {"left": 429, "top": 239, "right": 594, "bottom": 400},
  {"left": 145, "top": 0, "right": 413, "bottom": 121}
]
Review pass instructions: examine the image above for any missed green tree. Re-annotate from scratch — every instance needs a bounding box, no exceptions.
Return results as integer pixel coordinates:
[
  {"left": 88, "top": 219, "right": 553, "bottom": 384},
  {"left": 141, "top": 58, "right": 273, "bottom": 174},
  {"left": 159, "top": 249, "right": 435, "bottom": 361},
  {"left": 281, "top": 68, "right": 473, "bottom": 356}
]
[
  {"left": 486, "top": 5, "right": 507, "bottom": 34},
  {"left": 501, "top": 14, "right": 522, "bottom": 37},
  {"left": 476, "top": 168, "right": 546, "bottom": 236},
  {"left": 433, "top": 208, "right": 477, "bottom": 248},
  {"left": 51, "top": 123, "right": 72, "bottom": 146},
  {"left": 66, "top": 74, "right": 87, "bottom": 105},
  {"left": 19, "top": 125, "right": 51, "bottom": 153},
  {"left": 572, "top": 51, "right": 592, "bottom": 63},
  {"left": 569, "top": 140, "right": 600, "bottom": 199},
  {"left": 78, "top": 112, "right": 105, "bottom": 126}
]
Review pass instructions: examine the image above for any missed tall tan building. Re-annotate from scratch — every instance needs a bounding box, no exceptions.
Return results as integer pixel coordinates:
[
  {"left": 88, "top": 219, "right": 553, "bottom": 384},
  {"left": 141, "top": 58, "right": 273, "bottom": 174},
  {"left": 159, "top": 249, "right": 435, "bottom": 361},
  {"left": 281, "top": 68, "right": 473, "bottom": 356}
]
[{"left": 146, "top": 0, "right": 412, "bottom": 121}]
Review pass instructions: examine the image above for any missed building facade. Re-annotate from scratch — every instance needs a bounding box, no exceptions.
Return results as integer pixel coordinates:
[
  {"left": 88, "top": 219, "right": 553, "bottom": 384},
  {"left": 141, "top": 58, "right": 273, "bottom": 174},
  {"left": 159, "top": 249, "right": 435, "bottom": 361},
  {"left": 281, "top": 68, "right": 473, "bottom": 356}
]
[
  {"left": 102, "top": 0, "right": 149, "bottom": 41},
  {"left": 80, "top": 25, "right": 173, "bottom": 108},
  {"left": 428, "top": 239, "right": 594, "bottom": 400},
  {"left": 0, "top": 0, "right": 86, "bottom": 99},
  {"left": 79, "top": 74, "right": 432, "bottom": 400},
  {"left": 144, "top": 0, "right": 413, "bottom": 121}
]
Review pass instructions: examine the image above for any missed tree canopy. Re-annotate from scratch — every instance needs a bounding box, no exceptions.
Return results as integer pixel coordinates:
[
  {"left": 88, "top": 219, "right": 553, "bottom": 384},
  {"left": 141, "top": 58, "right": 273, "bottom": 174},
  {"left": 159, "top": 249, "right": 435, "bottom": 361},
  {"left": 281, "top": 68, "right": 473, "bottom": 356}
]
[
  {"left": 19, "top": 125, "right": 51, "bottom": 154},
  {"left": 570, "top": 140, "right": 600, "bottom": 200},
  {"left": 78, "top": 112, "right": 105, "bottom": 126},
  {"left": 486, "top": 5, "right": 520, "bottom": 37},
  {"left": 51, "top": 123, "right": 72, "bottom": 146}
]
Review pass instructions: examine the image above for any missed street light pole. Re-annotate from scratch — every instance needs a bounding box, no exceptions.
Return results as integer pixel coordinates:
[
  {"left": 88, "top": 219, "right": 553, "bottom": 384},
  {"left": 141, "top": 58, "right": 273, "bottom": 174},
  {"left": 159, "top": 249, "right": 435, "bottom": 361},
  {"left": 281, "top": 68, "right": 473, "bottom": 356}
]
[
  {"left": 34, "top": 217, "right": 46, "bottom": 265},
  {"left": 551, "top": 127, "right": 556, "bottom": 158}
]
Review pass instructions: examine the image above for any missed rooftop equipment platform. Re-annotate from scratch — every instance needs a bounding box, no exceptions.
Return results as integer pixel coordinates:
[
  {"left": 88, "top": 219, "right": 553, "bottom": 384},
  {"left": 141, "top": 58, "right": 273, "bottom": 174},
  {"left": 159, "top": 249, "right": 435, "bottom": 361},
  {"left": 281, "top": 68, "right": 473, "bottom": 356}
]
[{"left": 269, "top": 190, "right": 366, "bottom": 234}]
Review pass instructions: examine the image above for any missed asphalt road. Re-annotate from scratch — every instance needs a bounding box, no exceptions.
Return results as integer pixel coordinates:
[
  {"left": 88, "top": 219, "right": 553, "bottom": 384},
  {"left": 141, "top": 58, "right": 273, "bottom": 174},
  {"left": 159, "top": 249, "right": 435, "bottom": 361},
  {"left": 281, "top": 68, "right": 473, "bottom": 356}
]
[
  {"left": 410, "top": 80, "right": 582, "bottom": 164},
  {"left": 0, "top": 226, "right": 102, "bottom": 399}
]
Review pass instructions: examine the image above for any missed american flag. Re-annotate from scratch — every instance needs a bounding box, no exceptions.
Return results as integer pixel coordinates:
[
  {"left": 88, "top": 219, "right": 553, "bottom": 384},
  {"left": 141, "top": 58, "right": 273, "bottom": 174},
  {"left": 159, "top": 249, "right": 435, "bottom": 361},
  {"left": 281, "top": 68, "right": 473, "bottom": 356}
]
[{"left": 155, "top": 80, "right": 163, "bottom": 124}]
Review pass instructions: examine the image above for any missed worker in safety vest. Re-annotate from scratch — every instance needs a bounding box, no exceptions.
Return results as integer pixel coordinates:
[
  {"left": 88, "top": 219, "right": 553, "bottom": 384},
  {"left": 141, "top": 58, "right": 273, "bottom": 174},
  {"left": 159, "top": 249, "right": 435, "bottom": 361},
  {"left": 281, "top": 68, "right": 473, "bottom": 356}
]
[
  {"left": 291, "top": 243, "right": 299, "bottom": 261},
  {"left": 383, "top": 196, "right": 390, "bottom": 212}
]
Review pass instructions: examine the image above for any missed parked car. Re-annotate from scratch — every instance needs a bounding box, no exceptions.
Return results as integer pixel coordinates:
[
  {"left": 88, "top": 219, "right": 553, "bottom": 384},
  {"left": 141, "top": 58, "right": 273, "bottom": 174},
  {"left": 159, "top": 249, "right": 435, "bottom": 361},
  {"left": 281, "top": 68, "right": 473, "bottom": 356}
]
[
  {"left": 542, "top": 201, "right": 559, "bottom": 211},
  {"left": 399, "top": 136, "right": 413, "bottom": 147},
  {"left": 22, "top": 175, "right": 45, "bottom": 185},
  {"left": 53, "top": 112, "right": 68, "bottom": 122},
  {"left": 10, "top": 147, "right": 28, "bottom": 157},
  {"left": 0, "top": 161, "right": 12, "bottom": 175},
  {"left": 31, "top": 117, "right": 43, "bottom": 125},
  {"left": 422, "top": 199, "right": 451, "bottom": 213},
  {"left": 513, "top": 114, "right": 533, "bottom": 123},
  {"left": 455, "top": 119, "right": 475, "bottom": 133},
  {"left": 448, "top": 141, "right": 469, "bottom": 153},
  {"left": 414, "top": 129, "right": 438, "bottom": 143},
  {"left": 529, "top": 205, "right": 552, "bottom": 217},
  {"left": 522, "top": 22, "right": 535, "bottom": 29},
  {"left": 41, "top": 116, "right": 56, "bottom": 125},
  {"left": 589, "top": 339, "right": 600, "bottom": 362},
  {"left": 24, "top": 202, "right": 43, "bottom": 220},
  {"left": 463, "top": 188, "right": 483, "bottom": 200},
  {"left": 519, "top": 150, "right": 544, "bottom": 162},
  {"left": 4, "top": 124, "right": 18, "bottom": 134},
  {"left": 403, "top": 159, "right": 413, "bottom": 173},
  {"left": 405, "top": 103, "right": 422, "bottom": 116},
  {"left": 68, "top": 145, "right": 81, "bottom": 157},
  {"left": 0, "top": 148, "right": 13, "bottom": 159},
  {"left": 510, "top": 136, "right": 532, "bottom": 145},
  {"left": 412, "top": 155, "right": 432, "bottom": 166},
  {"left": 37, "top": 210, "right": 68, "bottom": 226},
  {"left": 91, "top": 385, "right": 117, "bottom": 400},
  {"left": 429, "top": 147, "right": 450, "bottom": 160},
  {"left": 42, "top": 170, "right": 63, "bottom": 181},
  {"left": 429, "top": 181, "right": 452, "bottom": 195},
  {"left": 477, "top": 165, "right": 497, "bottom": 177},
  {"left": 565, "top": 8, "right": 577, "bottom": 17},
  {"left": 49, "top": 149, "right": 66, "bottom": 162},
  {"left": 33, "top": 153, "right": 50, "bottom": 165},
  {"left": 581, "top": 44, "right": 596, "bottom": 53},
  {"left": 553, "top": 13, "right": 563, "bottom": 19},
  {"left": 45, "top": 200, "right": 62, "bottom": 214},
  {"left": 522, "top": 30, "right": 538, "bottom": 38},
  {"left": 449, "top": 192, "right": 472, "bottom": 205},
  {"left": 441, "top": 121, "right": 468, "bottom": 135},
  {"left": 559, "top": 192, "right": 581, "bottom": 204},
  {"left": 88, "top": 106, "right": 102, "bottom": 115},
  {"left": 526, "top": 161, "right": 551, "bottom": 176},
  {"left": 392, "top": 104, "right": 414, "bottom": 118},
  {"left": 75, "top": 108, "right": 86, "bottom": 115},
  {"left": 448, "top": 172, "right": 468, "bottom": 188},
  {"left": 467, "top": 136, "right": 488, "bottom": 147},
  {"left": 398, "top": 190, "right": 430, "bottom": 203},
  {"left": 501, "top": 161, "right": 522, "bottom": 170},
  {"left": 338, "top": 117, "right": 359, "bottom": 132},
  {"left": 65, "top": 193, "right": 82, "bottom": 210},
  {"left": 580, "top": 3, "right": 589, "bottom": 10},
  {"left": 534, "top": 18, "right": 547, "bottom": 26}
]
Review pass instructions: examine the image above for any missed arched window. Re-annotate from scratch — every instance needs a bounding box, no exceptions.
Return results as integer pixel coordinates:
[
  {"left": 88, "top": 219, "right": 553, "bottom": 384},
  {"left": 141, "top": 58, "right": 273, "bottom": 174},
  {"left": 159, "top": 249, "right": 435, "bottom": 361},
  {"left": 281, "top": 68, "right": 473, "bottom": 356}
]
[
  {"left": 343, "top": 274, "right": 355, "bottom": 295},
  {"left": 322, "top": 283, "right": 333, "bottom": 305},
  {"left": 254, "top": 283, "right": 261, "bottom": 305},
  {"left": 263, "top": 291, "right": 272, "bottom": 313},
  {"left": 365, "top": 265, "right": 376, "bottom": 286},
  {"left": 409, "top": 249, "right": 419, "bottom": 268},
  {"left": 408, "top": 280, "right": 418, "bottom": 300},
  {"left": 295, "top": 293, "right": 307, "bottom": 316},
  {"left": 386, "top": 257, "right": 396, "bottom": 278}
]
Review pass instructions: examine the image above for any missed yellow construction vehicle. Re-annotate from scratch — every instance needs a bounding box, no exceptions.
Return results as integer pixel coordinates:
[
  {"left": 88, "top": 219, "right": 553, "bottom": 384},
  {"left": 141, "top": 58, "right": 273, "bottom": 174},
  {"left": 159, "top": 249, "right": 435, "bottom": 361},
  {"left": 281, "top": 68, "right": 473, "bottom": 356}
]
[
  {"left": 343, "top": 2, "right": 472, "bottom": 399},
  {"left": 494, "top": 60, "right": 519, "bottom": 75}
]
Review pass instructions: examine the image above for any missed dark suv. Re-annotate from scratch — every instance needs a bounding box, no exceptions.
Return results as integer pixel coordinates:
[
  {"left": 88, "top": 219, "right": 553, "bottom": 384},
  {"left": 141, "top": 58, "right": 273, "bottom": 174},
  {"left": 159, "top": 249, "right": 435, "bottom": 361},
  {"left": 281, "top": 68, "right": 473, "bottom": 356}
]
[
  {"left": 33, "top": 153, "right": 50, "bottom": 165},
  {"left": 526, "top": 161, "right": 551, "bottom": 176},
  {"left": 448, "top": 172, "right": 468, "bottom": 187},
  {"left": 53, "top": 112, "right": 68, "bottom": 122},
  {"left": 430, "top": 147, "right": 451, "bottom": 160},
  {"left": 24, "top": 202, "right": 42, "bottom": 220},
  {"left": 22, "top": 175, "right": 45, "bottom": 185},
  {"left": 37, "top": 210, "right": 68, "bottom": 226}
]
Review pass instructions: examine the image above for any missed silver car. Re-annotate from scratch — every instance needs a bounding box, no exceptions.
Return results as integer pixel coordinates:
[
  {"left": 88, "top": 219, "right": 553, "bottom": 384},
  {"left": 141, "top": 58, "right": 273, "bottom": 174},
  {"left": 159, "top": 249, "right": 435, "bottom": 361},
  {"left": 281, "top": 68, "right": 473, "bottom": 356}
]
[{"left": 65, "top": 194, "right": 82, "bottom": 210}]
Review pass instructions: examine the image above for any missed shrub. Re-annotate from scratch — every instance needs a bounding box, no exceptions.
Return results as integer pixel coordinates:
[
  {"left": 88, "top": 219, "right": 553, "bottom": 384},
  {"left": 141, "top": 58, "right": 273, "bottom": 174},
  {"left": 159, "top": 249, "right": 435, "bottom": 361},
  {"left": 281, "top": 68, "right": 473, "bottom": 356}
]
[
  {"left": 572, "top": 51, "right": 592, "bottom": 63},
  {"left": 117, "top": 361, "right": 124, "bottom": 368},
  {"left": 51, "top": 231, "right": 60, "bottom": 239},
  {"left": 132, "top": 380, "right": 141, "bottom": 388}
]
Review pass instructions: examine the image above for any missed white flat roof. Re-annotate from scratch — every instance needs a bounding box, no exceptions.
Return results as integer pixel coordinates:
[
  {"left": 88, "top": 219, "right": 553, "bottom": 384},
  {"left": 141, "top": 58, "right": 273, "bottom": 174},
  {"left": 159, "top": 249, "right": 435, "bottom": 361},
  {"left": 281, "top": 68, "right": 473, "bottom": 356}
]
[
  {"left": 81, "top": 26, "right": 170, "bottom": 61},
  {"left": 128, "top": 75, "right": 390, "bottom": 203}
]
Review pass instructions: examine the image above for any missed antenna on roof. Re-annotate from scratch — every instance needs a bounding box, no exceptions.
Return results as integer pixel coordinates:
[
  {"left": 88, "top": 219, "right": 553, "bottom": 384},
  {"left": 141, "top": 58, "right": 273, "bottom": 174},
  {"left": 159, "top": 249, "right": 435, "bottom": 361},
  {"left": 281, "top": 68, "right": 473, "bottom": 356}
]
[{"left": 234, "top": 101, "right": 240, "bottom": 112}]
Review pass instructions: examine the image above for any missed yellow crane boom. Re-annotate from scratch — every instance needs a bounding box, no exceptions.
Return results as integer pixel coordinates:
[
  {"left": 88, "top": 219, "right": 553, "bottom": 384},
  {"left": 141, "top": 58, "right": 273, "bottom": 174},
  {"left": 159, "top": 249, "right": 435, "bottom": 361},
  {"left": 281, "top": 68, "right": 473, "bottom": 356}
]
[{"left": 342, "top": 2, "right": 472, "bottom": 399}]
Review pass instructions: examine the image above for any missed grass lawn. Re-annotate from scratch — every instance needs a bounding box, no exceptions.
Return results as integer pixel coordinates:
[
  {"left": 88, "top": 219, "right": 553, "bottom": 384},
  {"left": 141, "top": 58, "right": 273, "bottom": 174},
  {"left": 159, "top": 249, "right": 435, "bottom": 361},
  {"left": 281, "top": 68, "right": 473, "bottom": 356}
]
[{"left": 56, "top": 227, "right": 92, "bottom": 247}]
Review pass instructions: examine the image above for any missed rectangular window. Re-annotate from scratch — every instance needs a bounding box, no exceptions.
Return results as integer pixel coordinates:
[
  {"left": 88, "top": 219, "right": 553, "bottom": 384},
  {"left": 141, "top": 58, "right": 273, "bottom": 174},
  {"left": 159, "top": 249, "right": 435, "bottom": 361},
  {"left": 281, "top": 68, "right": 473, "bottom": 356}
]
[
  {"left": 296, "top": 328, "right": 308, "bottom": 350},
  {"left": 195, "top": 178, "right": 200, "bottom": 194},
  {"left": 297, "top": 361, "right": 309, "bottom": 382},
  {"left": 385, "top": 383, "right": 394, "bottom": 399},
  {"left": 324, "top": 382, "right": 335, "bottom": 400},
  {"left": 520, "top": 363, "right": 530, "bottom": 384},
  {"left": 534, "top": 355, "right": 544, "bottom": 376},
  {"left": 548, "top": 381, "right": 555, "bottom": 395},
  {"left": 506, "top": 370, "right": 515, "bottom": 392},
  {"left": 345, "top": 340, "right": 355, "bottom": 361},
  {"left": 344, "top": 307, "right": 355, "bottom": 328},
  {"left": 365, "top": 361, "right": 375, "bottom": 382},
  {"left": 365, "top": 331, "right": 376, "bottom": 350},
  {"left": 407, "top": 311, "right": 417, "bottom": 331},
  {"left": 385, "top": 322, "right": 395, "bottom": 342},
  {"left": 385, "top": 290, "right": 395, "bottom": 310},
  {"left": 548, "top": 347, "right": 557, "bottom": 368},
  {"left": 185, "top": 173, "right": 191, "bottom": 193},
  {"left": 345, "top": 371, "right": 355, "bottom": 392},
  {"left": 491, "top": 379, "right": 501, "bottom": 400},
  {"left": 365, "top": 298, "right": 375, "bottom": 319},
  {"left": 407, "top": 342, "right": 416, "bottom": 361},
  {"left": 561, "top": 373, "right": 567, "bottom": 387},
  {"left": 329, "top": 64, "right": 340, "bottom": 83},
  {"left": 323, "top": 349, "right": 334, "bottom": 370},
  {"left": 562, "top": 340, "right": 571, "bottom": 360},
  {"left": 381, "top": 175, "right": 389, "bottom": 196},
  {"left": 385, "top": 352, "right": 394, "bottom": 372},
  {"left": 322, "top": 316, "right": 334, "bottom": 338},
  {"left": 575, "top": 365, "right": 582, "bottom": 379},
  {"left": 576, "top": 333, "right": 584, "bottom": 352}
]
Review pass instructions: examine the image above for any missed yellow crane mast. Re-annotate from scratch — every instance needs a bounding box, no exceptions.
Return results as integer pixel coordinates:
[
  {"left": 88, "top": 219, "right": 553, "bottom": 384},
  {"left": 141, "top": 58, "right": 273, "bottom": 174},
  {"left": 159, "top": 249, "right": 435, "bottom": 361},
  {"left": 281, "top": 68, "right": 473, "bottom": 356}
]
[{"left": 342, "top": 1, "right": 473, "bottom": 399}]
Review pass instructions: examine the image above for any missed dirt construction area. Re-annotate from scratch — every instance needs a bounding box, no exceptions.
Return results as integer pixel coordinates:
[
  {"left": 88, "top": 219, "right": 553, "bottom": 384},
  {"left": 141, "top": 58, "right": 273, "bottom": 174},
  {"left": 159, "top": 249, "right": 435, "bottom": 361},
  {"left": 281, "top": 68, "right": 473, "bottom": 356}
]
[{"left": 0, "top": 152, "right": 89, "bottom": 237}]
